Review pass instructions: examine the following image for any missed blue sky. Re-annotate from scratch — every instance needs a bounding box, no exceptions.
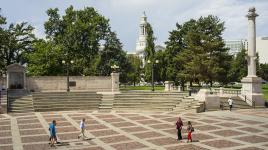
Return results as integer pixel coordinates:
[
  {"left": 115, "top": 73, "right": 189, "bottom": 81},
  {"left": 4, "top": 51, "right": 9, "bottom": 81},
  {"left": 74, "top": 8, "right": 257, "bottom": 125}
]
[{"left": 1, "top": 0, "right": 268, "bottom": 52}]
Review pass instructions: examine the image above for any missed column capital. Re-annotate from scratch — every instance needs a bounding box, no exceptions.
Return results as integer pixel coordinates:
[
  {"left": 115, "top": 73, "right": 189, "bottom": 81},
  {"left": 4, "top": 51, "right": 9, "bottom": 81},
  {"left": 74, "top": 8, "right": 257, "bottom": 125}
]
[{"left": 246, "top": 7, "right": 259, "bottom": 19}]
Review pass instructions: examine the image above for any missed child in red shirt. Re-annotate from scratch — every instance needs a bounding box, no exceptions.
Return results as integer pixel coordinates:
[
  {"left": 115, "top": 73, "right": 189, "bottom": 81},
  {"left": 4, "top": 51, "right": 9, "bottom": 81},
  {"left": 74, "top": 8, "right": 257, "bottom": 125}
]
[{"left": 187, "top": 121, "right": 193, "bottom": 143}]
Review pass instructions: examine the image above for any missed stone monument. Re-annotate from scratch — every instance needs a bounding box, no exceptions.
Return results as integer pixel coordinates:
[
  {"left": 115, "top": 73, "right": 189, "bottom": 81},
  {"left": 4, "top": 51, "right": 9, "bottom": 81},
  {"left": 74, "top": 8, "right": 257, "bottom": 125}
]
[
  {"left": 241, "top": 7, "right": 265, "bottom": 106},
  {"left": 6, "top": 64, "right": 26, "bottom": 90}
]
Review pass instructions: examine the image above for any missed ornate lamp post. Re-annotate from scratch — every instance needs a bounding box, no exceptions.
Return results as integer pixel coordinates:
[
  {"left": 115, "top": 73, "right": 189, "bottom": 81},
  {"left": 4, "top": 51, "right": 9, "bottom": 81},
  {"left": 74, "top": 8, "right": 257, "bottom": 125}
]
[
  {"left": 62, "top": 60, "right": 74, "bottom": 92},
  {"left": 147, "top": 59, "right": 159, "bottom": 91},
  {"left": 111, "top": 64, "right": 119, "bottom": 73}
]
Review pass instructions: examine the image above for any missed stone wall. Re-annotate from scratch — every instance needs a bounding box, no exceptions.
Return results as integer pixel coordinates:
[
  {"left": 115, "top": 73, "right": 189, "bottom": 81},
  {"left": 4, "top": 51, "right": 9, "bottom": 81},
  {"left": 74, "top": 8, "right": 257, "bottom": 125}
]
[{"left": 27, "top": 76, "right": 112, "bottom": 92}]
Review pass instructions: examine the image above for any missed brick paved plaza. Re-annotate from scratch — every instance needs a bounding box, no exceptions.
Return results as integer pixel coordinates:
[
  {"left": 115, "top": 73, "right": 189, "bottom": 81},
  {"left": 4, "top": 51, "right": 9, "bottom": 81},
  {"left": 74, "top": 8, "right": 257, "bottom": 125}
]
[{"left": 1, "top": 109, "right": 268, "bottom": 150}]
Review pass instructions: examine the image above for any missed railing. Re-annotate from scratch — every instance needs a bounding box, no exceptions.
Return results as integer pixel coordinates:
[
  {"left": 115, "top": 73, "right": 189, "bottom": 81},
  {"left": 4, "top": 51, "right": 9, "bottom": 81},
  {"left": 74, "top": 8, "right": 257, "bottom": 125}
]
[
  {"left": 213, "top": 88, "right": 241, "bottom": 97},
  {"left": 0, "top": 89, "right": 8, "bottom": 113}
]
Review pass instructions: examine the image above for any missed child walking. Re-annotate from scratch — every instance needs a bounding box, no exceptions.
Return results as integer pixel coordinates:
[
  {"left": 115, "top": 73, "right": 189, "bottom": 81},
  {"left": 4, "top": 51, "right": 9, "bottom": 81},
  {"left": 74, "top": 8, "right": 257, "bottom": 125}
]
[
  {"left": 187, "top": 121, "right": 193, "bottom": 143},
  {"left": 49, "top": 120, "right": 57, "bottom": 147},
  {"left": 78, "top": 118, "right": 86, "bottom": 140}
]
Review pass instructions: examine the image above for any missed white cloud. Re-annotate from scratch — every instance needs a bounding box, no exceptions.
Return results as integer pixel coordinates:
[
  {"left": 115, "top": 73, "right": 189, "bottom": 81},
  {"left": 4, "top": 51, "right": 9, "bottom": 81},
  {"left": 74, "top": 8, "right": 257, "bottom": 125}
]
[{"left": 1, "top": 0, "right": 267, "bottom": 51}]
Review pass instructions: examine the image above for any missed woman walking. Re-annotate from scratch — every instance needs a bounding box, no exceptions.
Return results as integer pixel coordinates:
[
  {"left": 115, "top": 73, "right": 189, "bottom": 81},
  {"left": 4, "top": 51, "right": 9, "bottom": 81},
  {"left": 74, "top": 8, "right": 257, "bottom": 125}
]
[{"left": 176, "top": 117, "right": 183, "bottom": 141}]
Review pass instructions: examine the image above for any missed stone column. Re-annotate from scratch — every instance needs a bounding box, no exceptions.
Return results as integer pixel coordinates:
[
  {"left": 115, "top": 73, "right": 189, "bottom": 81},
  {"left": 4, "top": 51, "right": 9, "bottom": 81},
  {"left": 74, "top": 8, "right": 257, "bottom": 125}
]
[
  {"left": 111, "top": 73, "right": 119, "bottom": 92},
  {"left": 246, "top": 7, "right": 258, "bottom": 77},
  {"left": 241, "top": 7, "right": 265, "bottom": 106}
]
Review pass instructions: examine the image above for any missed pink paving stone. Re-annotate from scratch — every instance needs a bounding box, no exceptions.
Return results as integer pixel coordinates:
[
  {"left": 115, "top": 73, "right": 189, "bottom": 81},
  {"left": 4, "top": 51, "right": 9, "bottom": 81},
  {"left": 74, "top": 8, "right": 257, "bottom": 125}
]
[
  {"left": 0, "top": 138, "right": 12, "bottom": 144},
  {"left": 194, "top": 125, "right": 221, "bottom": 131},
  {"left": 0, "top": 131, "right": 12, "bottom": 137},
  {"left": 23, "top": 143, "right": 50, "bottom": 150},
  {"left": 45, "top": 117, "right": 67, "bottom": 122},
  {"left": 86, "top": 124, "right": 108, "bottom": 130},
  {"left": 198, "top": 119, "right": 220, "bottom": 124},
  {"left": 70, "top": 116, "right": 93, "bottom": 120},
  {"left": 76, "top": 146, "right": 105, "bottom": 150},
  {"left": 0, "top": 145, "right": 13, "bottom": 150},
  {"left": 100, "top": 135, "right": 132, "bottom": 143},
  {"left": 161, "top": 117, "right": 178, "bottom": 122},
  {"left": 94, "top": 114, "right": 117, "bottom": 119},
  {"left": 21, "top": 135, "right": 49, "bottom": 143},
  {"left": 133, "top": 131, "right": 164, "bottom": 139},
  {"left": 236, "top": 147, "right": 265, "bottom": 150},
  {"left": 126, "top": 116, "right": 151, "bottom": 121},
  {"left": 147, "top": 137, "right": 178, "bottom": 146},
  {"left": 57, "top": 126, "right": 79, "bottom": 132},
  {"left": 202, "top": 139, "right": 242, "bottom": 148},
  {"left": 235, "top": 135, "right": 268, "bottom": 143},
  {"left": 166, "top": 144, "right": 209, "bottom": 150},
  {"left": 215, "top": 122, "right": 242, "bottom": 127},
  {"left": 137, "top": 119, "right": 162, "bottom": 125},
  {"left": 57, "top": 132, "right": 81, "bottom": 140},
  {"left": 120, "top": 126, "right": 147, "bottom": 132},
  {"left": 237, "top": 127, "right": 262, "bottom": 133},
  {"left": 111, "top": 122, "right": 136, "bottom": 128},
  {"left": 221, "top": 117, "right": 241, "bottom": 121},
  {"left": 0, "top": 125, "right": 11, "bottom": 130},
  {"left": 150, "top": 115, "right": 170, "bottom": 118},
  {"left": 102, "top": 118, "right": 126, "bottom": 123},
  {"left": 19, "top": 129, "right": 47, "bottom": 136},
  {"left": 191, "top": 133, "right": 216, "bottom": 141},
  {"left": 111, "top": 141, "right": 147, "bottom": 150},
  {"left": 76, "top": 119, "right": 99, "bottom": 124},
  {"left": 56, "top": 121, "right": 73, "bottom": 126},
  {"left": 18, "top": 123, "right": 43, "bottom": 129},
  {"left": 150, "top": 123, "right": 174, "bottom": 129},
  {"left": 17, "top": 116, "right": 37, "bottom": 120},
  {"left": 162, "top": 128, "right": 177, "bottom": 134},
  {"left": 239, "top": 120, "right": 264, "bottom": 125},
  {"left": 210, "top": 129, "right": 246, "bottom": 137},
  {"left": 17, "top": 119, "right": 40, "bottom": 124},
  {"left": 118, "top": 113, "right": 140, "bottom": 117},
  {"left": 0, "top": 120, "right": 10, "bottom": 125},
  {"left": 261, "top": 124, "right": 268, "bottom": 128},
  {"left": 91, "top": 129, "right": 119, "bottom": 137}
]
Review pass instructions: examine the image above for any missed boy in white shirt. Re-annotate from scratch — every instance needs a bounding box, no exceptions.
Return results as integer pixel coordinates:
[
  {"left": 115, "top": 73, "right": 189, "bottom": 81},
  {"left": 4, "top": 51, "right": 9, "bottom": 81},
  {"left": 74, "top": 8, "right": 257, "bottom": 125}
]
[
  {"left": 78, "top": 118, "right": 86, "bottom": 140},
  {"left": 228, "top": 97, "right": 233, "bottom": 111}
]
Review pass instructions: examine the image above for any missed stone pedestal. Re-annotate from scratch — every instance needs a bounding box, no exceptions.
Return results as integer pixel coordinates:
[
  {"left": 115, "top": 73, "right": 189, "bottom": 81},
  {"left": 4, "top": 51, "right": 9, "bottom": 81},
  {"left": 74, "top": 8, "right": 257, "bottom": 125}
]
[
  {"left": 195, "top": 89, "right": 220, "bottom": 110},
  {"left": 164, "top": 81, "right": 173, "bottom": 91},
  {"left": 178, "top": 86, "right": 182, "bottom": 92},
  {"left": 111, "top": 73, "right": 119, "bottom": 92},
  {"left": 241, "top": 76, "right": 264, "bottom": 106}
]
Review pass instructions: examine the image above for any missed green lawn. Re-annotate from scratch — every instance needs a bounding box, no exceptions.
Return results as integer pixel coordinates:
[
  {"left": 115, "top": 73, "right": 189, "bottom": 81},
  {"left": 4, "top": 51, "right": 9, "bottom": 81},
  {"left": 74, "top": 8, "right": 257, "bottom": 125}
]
[
  {"left": 120, "top": 85, "right": 164, "bottom": 91},
  {"left": 262, "top": 84, "right": 268, "bottom": 101}
]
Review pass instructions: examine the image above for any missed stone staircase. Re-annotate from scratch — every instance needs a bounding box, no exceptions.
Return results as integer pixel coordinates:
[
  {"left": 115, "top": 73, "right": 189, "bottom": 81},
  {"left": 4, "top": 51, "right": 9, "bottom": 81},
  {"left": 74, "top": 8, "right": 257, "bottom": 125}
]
[
  {"left": 32, "top": 92, "right": 102, "bottom": 112},
  {"left": 9, "top": 95, "right": 34, "bottom": 113},
  {"left": 173, "top": 96, "right": 205, "bottom": 113},
  {"left": 99, "top": 94, "right": 114, "bottom": 112},
  {"left": 220, "top": 96, "right": 253, "bottom": 110},
  {"left": 113, "top": 91, "right": 188, "bottom": 111}
]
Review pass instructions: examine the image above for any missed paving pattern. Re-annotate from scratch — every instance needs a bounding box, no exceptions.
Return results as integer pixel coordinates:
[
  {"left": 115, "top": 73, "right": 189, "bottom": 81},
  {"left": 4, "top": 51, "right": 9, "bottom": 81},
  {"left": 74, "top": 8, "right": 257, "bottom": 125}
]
[{"left": 0, "top": 109, "right": 268, "bottom": 150}]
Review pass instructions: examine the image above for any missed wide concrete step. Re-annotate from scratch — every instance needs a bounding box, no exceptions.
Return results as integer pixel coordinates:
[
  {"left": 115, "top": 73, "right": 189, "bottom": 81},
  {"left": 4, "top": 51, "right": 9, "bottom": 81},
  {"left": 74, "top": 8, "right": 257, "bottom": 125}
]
[{"left": 34, "top": 107, "right": 98, "bottom": 112}]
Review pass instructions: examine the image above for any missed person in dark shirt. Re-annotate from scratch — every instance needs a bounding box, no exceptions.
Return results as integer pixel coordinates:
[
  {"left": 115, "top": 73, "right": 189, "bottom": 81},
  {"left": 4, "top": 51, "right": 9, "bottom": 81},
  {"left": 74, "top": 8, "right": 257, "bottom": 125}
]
[{"left": 176, "top": 117, "right": 183, "bottom": 141}]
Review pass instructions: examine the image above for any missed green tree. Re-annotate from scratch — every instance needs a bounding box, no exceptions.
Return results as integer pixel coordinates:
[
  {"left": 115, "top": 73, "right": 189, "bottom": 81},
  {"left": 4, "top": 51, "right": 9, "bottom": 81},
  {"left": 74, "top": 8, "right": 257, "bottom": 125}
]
[
  {"left": 0, "top": 13, "right": 35, "bottom": 74},
  {"left": 228, "top": 49, "right": 247, "bottom": 82},
  {"left": 260, "top": 63, "right": 268, "bottom": 81},
  {"left": 43, "top": 6, "right": 110, "bottom": 75},
  {"left": 26, "top": 40, "right": 64, "bottom": 76},
  {"left": 165, "top": 15, "right": 231, "bottom": 87},
  {"left": 144, "top": 23, "right": 156, "bottom": 82},
  {"left": 126, "top": 54, "right": 141, "bottom": 86},
  {"left": 96, "top": 31, "right": 130, "bottom": 83}
]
